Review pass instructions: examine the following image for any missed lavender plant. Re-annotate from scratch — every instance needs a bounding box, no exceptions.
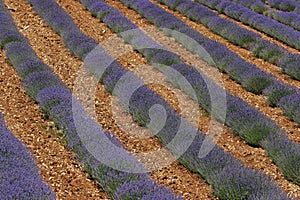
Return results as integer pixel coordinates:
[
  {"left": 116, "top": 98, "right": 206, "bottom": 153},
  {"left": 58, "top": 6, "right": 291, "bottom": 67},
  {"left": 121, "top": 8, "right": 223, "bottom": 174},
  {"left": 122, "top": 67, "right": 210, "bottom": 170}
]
[
  {"left": 114, "top": 179, "right": 180, "bottom": 199},
  {"left": 229, "top": 0, "right": 268, "bottom": 13},
  {"left": 4, "top": 41, "right": 38, "bottom": 66},
  {"left": 278, "top": 53, "right": 300, "bottom": 80},
  {"left": 268, "top": 0, "right": 298, "bottom": 12},
  {"left": 277, "top": 94, "right": 300, "bottom": 125},
  {"left": 263, "top": 83, "right": 297, "bottom": 107},
  {"left": 0, "top": 113, "right": 55, "bottom": 199},
  {"left": 261, "top": 133, "right": 300, "bottom": 185}
]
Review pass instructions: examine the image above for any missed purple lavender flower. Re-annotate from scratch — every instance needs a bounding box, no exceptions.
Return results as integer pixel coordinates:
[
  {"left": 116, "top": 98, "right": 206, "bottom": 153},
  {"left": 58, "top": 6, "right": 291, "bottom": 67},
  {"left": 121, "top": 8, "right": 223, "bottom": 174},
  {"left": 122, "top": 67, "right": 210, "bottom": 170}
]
[
  {"left": 115, "top": 178, "right": 183, "bottom": 199},
  {"left": 103, "top": 12, "right": 137, "bottom": 33},
  {"left": 268, "top": 0, "right": 297, "bottom": 11},
  {"left": 0, "top": 113, "right": 56, "bottom": 199},
  {"left": 36, "top": 86, "right": 72, "bottom": 116},
  {"left": 226, "top": 105, "right": 281, "bottom": 145},
  {"left": 261, "top": 133, "right": 300, "bottom": 185},
  {"left": 22, "top": 71, "right": 66, "bottom": 100},
  {"left": 251, "top": 39, "right": 286, "bottom": 64},
  {"left": 15, "top": 58, "right": 52, "bottom": 78},
  {"left": 240, "top": 68, "right": 275, "bottom": 94},
  {"left": 157, "top": 0, "right": 186, "bottom": 9},
  {"left": 101, "top": 61, "right": 128, "bottom": 93},
  {"left": 149, "top": 51, "right": 183, "bottom": 66},
  {"left": 79, "top": 0, "right": 99, "bottom": 8},
  {"left": 4, "top": 41, "right": 37, "bottom": 66},
  {"left": 209, "top": 164, "right": 291, "bottom": 199},
  {"left": 277, "top": 93, "right": 300, "bottom": 125},
  {"left": 88, "top": 2, "right": 111, "bottom": 19},
  {"left": 279, "top": 53, "right": 300, "bottom": 80},
  {"left": 176, "top": 1, "right": 194, "bottom": 13},
  {"left": 263, "top": 82, "right": 297, "bottom": 106}
]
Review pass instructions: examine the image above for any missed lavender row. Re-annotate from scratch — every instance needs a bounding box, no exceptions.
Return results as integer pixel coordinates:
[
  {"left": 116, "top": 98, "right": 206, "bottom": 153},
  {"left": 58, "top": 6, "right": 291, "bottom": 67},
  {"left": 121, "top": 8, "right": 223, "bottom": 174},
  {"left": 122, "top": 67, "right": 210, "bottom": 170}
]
[
  {"left": 267, "top": 9, "right": 300, "bottom": 31},
  {"left": 225, "top": 0, "right": 300, "bottom": 34},
  {"left": 267, "top": 0, "right": 300, "bottom": 14},
  {"left": 26, "top": 0, "right": 296, "bottom": 198},
  {"left": 195, "top": 0, "right": 300, "bottom": 51},
  {"left": 0, "top": 1, "right": 181, "bottom": 199},
  {"left": 156, "top": 0, "right": 300, "bottom": 81},
  {"left": 0, "top": 113, "right": 55, "bottom": 199},
  {"left": 117, "top": 0, "right": 300, "bottom": 129},
  {"left": 83, "top": 0, "right": 300, "bottom": 186}
]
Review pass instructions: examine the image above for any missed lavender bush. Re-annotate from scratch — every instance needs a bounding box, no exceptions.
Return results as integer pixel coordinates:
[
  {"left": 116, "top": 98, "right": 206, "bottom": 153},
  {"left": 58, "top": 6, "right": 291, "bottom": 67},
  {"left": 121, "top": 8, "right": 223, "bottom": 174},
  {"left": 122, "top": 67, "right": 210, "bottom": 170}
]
[
  {"left": 4, "top": 41, "right": 38, "bottom": 66},
  {"left": 0, "top": 113, "right": 55, "bottom": 199},
  {"left": 22, "top": 71, "right": 66, "bottom": 100},
  {"left": 263, "top": 83, "right": 298, "bottom": 107},
  {"left": 268, "top": 11, "right": 300, "bottom": 31},
  {"left": 225, "top": 96, "right": 281, "bottom": 146},
  {"left": 278, "top": 53, "right": 300, "bottom": 80},
  {"left": 229, "top": 0, "right": 267, "bottom": 13},
  {"left": 268, "top": 0, "right": 298, "bottom": 12},
  {"left": 114, "top": 179, "right": 180, "bottom": 199},
  {"left": 209, "top": 165, "right": 291, "bottom": 200},
  {"left": 261, "top": 133, "right": 300, "bottom": 185},
  {"left": 277, "top": 94, "right": 300, "bottom": 125}
]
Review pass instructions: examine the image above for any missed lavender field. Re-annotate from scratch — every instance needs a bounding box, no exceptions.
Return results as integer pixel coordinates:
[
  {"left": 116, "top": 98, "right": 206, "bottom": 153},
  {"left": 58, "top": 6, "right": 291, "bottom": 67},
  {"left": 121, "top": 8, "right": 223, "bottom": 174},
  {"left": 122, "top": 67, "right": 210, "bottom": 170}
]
[{"left": 0, "top": 0, "right": 300, "bottom": 199}]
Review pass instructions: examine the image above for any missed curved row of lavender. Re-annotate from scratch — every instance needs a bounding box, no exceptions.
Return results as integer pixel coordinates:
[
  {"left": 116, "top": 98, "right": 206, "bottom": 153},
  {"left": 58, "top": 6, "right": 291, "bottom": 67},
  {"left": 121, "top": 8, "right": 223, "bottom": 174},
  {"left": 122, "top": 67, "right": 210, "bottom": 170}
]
[
  {"left": 0, "top": 113, "right": 55, "bottom": 199},
  {"left": 195, "top": 0, "right": 300, "bottom": 51},
  {"left": 155, "top": 0, "right": 300, "bottom": 81},
  {"left": 107, "top": 0, "right": 300, "bottom": 185},
  {"left": 0, "top": 1, "right": 182, "bottom": 199},
  {"left": 223, "top": 0, "right": 300, "bottom": 32},
  {"left": 26, "top": 0, "right": 298, "bottom": 198}
]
